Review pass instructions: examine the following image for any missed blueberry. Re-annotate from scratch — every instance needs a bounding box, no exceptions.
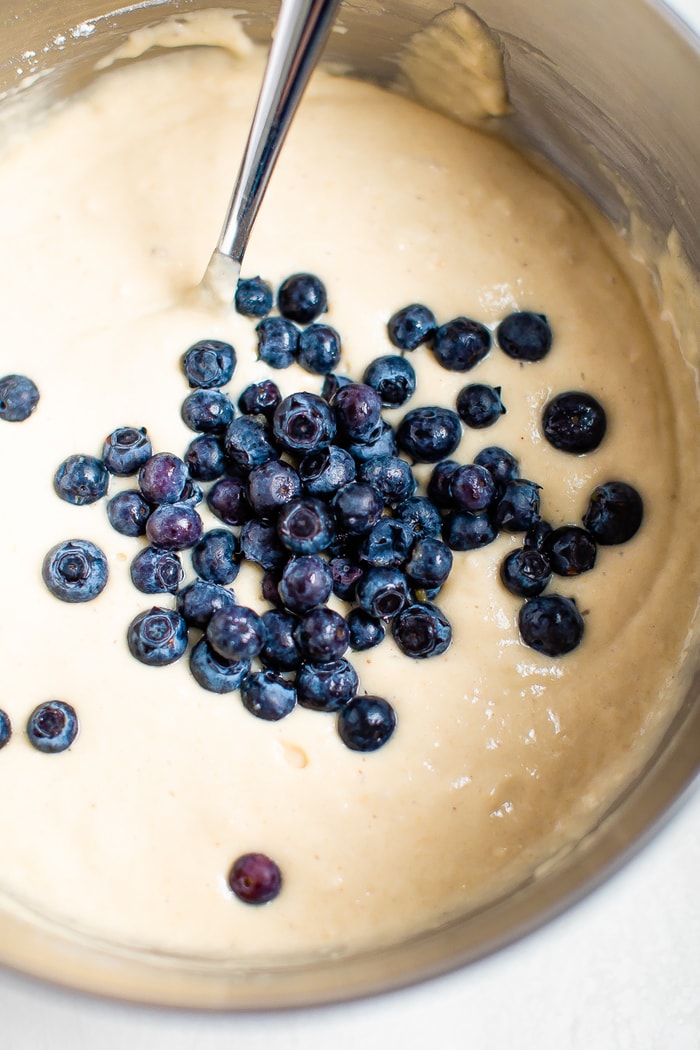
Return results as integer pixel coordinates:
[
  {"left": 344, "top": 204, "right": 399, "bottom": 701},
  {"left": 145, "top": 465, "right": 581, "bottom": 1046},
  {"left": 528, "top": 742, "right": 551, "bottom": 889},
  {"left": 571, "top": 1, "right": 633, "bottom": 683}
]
[
  {"left": 450, "top": 463, "right": 497, "bottom": 513},
  {"left": 138, "top": 453, "right": 188, "bottom": 505},
  {"left": 256, "top": 317, "right": 300, "bottom": 369},
  {"left": 261, "top": 570, "right": 283, "bottom": 608},
  {"left": 127, "top": 607, "right": 188, "bottom": 666},
  {"left": 493, "top": 478, "right": 541, "bottom": 532},
  {"left": 426, "top": 460, "right": 460, "bottom": 509},
  {"left": 346, "top": 608, "right": 385, "bottom": 651},
  {"left": 297, "top": 324, "right": 341, "bottom": 375},
  {"left": 359, "top": 518, "right": 413, "bottom": 568},
  {"left": 396, "top": 406, "right": 462, "bottom": 463},
  {"left": 358, "top": 455, "right": 416, "bottom": 507},
  {"left": 329, "top": 556, "right": 364, "bottom": 602},
  {"left": 296, "top": 658, "right": 359, "bottom": 712},
  {"left": 185, "top": 434, "right": 226, "bottom": 482},
  {"left": 240, "top": 671, "right": 296, "bottom": 721},
  {"left": 543, "top": 525, "right": 597, "bottom": 576},
  {"left": 298, "top": 445, "right": 356, "bottom": 499},
  {"left": 240, "top": 519, "right": 288, "bottom": 571},
  {"left": 146, "top": 502, "right": 203, "bottom": 551},
  {"left": 179, "top": 478, "right": 203, "bottom": 508},
  {"left": 235, "top": 276, "right": 273, "bottom": 318},
  {"left": 405, "top": 537, "right": 453, "bottom": 590},
  {"left": 273, "top": 392, "right": 336, "bottom": 453},
  {"left": 456, "top": 384, "right": 505, "bottom": 428},
  {"left": 345, "top": 421, "right": 398, "bottom": 463},
  {"left": 189, "top": 637, "right": 250, "bottom": 693},
  {"left": 392, "top": 602, "right": 452, "bottom": 658},
  {"left": 237, "top": 380, "right": 281, "bottom": 419},
  {"left": 582, "top": 481, "right": 644, "bottom": 545},
  {"left": 191, "top": 528, "right": 239, "bottom": 585},
  {"left": 363, "top": 355, "right": 416, "bottom": 408},
  {"left": 332, "top": 482, "right": 383, "bottom": 535},
  {"left": 224, "top": 416, "right": 276, "bottom": 472},
  {"left": 356, "top": 566, "right": 410, "bottom": 621},
  {"left": 387, "top": 303, "right": 436, "bottom": 351},
  {"left": 42, "top": 539, "right": 108, "bottom": 603},
  {"left": 432, "top": 317, "right": 491, "bottom": 372},
  {"left": 279, "top": 554, "right": 333, "bottom": 613},
  {"left": 442, "top": 511, "right": 498, "bottom": 551},
  {"left": 277, "top": 272, "right": 327, "bottom": 324},
  {"left": 207, "top": 605, "right": 266, "bottom": 662},
  {"left": 295, "top": 606, "right": 349, "bottom": 662},
  {"left": 542, "top": 391, "right": 607, "bottom": 454},
  {"left": 207, "top": 476, "right": 251, "bottom": 526},
  {"left": 321, "top": 373, "right": 353, "bottom": 403},
  {"left": 277, "top": 497, "right": 334, "bottom": 554},
  {"left": 106, "top": 490, "right": 150, "bottom": 537},
  {"left": 0, "top": 374, "right": 39, "bottom": 421},
  {"left": 177, "top": 579, "right": 237, "bottom": 628},
  {"left": 337, "top": 695, "right": 396, "bottom": 752},
  {"left": 130, "top": 546, "right": 184, "bottom": 594},
  {"left": 26, "top": 701, "right": 78, "bottom": 753},
  {"left": 0, "top": 709, "right": 10, "bottom": 749},
  {"left": 395, "top": 497, "right": 443, "bottom": 539},
  {"left": 102, "top": 427, "right": 152, "bottom": 476},
  {"left": 473, "top": 446, "right": 520, "bottom": 486},
  {"left": 497, "top": 311, "right": 552, "bottom": 362},
  {"left": 54, "top": 454, "right": 109, "bottom": 505},
  {"left": 519, "top": 594, "right": 584, "bottom": 656},
  {"left": 181, "top": 389, "right": 234, "bottom": 434},
  {"left": 228, "top": 852, "right": 282, "bottom": 904},
  {"left": 182, "top": 339, "right": 236, "bottom": 388},
  {"left": 333, "top": 383, "right": 384, "bottom": 444},
  {"left": 260, "top": 609, "right": 302, "bottom": 671},
  {"left": 524, "top": 518, "right": 554, "bottom": 551},
  {"left": 247, "top": 460, "right": 302, "bottom": 518},
  {"left": 500, "top": 548, "right": 552, "bottom": 597}
]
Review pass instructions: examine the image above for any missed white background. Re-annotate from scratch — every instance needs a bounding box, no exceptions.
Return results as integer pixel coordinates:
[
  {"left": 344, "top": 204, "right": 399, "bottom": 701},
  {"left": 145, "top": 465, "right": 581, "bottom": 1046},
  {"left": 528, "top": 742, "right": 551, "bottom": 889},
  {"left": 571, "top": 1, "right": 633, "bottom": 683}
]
[{"left": 3, "top": 2, "right": 699, "bottom": 1046}]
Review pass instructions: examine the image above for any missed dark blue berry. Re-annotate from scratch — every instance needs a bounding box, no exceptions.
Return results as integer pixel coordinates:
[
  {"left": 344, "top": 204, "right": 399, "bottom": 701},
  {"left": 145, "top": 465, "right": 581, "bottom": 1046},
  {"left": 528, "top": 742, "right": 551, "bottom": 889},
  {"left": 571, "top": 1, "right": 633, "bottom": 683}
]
[
  {"left": 127, "top": 607, "right": 188, "bottom": 666},
  {"left": 277, "top": 497, "right": 334, "bottom": 554},
  {"left": 405, "top": 537, "right": 453, "bottom": 589},
  {"left": 0, "top": 709, "right": 10, "bottom": 749},
  {"left": 392, "top": 602, "right": 452, "bottom": 658},
  {"left": 138, "top": 453, "right": 188, "bottom": 505},
  {"left": 333, "top": 383, "right": 383, "bottom": 443},
  {"left": 542, "top": 391, "right": 607, "bottom": 454},
  {"left": 359, "top": 518, "right": 413, "bottom": 568},
  {"left": 207, "top": 605, "right": 266, "bottom": 661},
  {"left": 102, "top": 427, "right": 152, "bottom": 475},
  {"left": 321, "top": 373, "right": 353, "bottom": 403},
  {"left": 106, "top": 490, "right": 150, "bottom": 537},
  {"left": 207, "top": 476, "right": 251, "bottom": 526},
  {"left": 450, "top": 463, "right": 497, "bottom": 512},
  {"left": 179, "top": 478, "right": 203, "bottom": 507},
  {"left": 0, "top": 374, "right": 39, "bottom": 421},
  {"left": 519, "top": 594, "right": 584, "bottom": 656},
  {"left": 356, "top": 566, "right": 410, "bottom": 621},
  {"left": 346, "top": 608, "right": 385, "bottom": 651},
  {"left": 524, "top": 518, "right": 554, "bottom": 551},
  {"left": 42, "top": 539, "right": 108, "bottom": 603},
  {"left": 337, "top": 695, "right": 396, "bottom": 752},
  {"left": 260, "top": 610, "right": 301, "bottom": 671},
  {"left": 582, "top": 481, "right": 644, "bottom": 545},
  {"left": 297, "top": 324, "right": 341, "bottom": 375},
  {"left": 330, "top": 556, "right": 363, "bottom": 602},
  {"left": 277, "top": 272, "right": 327, "bottom": 324},
  {"left": 456, "top": 384, "right": 505, "bottom": 428},
  {"left": 182, "top": 339, "right": 236, "bottom": 388},
  {"left": 395, "top": 497, "right": 442, "bottom": 539},
  {"left": 54, "top": 454, "right": 109, "bottom": 505},
  {"left": 363, "top": 355, "right": 416, "bottom": 408},
  {"left": 228, "top": 852, "right": 282, "bottom": 904},
  {"left": 146, "top": 502, "right": 203, "bottom": 550},
  {"left": 387, "top": 303, "right": 436, "bottom": 351},
  {"left": 358, "top": 455, "right": 416, "bottom": 507},
  {"left": 191, "top": 528, "right": 239, "bottom": 585},
  {"left": 224, "top": 416, "right": 276, "bottom": 472},
  {"left": 432, "top": 317, "right": 491, "bottom": 371},
  {"left": 345, "top": 420, "right": 398, "bottom": 463},
  {"left": 500, "top": 548, "right": 552, "bottom": 597},
  {"left": 493, "top": 478, "right": 541, "bottom": 532},
  {"left": 279, "top": 554, "right": 333, "bottom": 613},
  {"left": 240, "top": 519, "right": 288, "bottom": 571},
  {"left": 497, "top": 312, "right": 552, "bottom": 362},
  {"left": 247, "top": 460, "right": 302, "bottom": 518},
  {"left": 235, "top": 276, "right": 273, "bottom": 318},
  {"left": 189, "top": 638, "right": 249, "bottom": 693},
  {"left": 181, "top": 389, "right": 234, "bottom": 434},
  {"left": 427, "top": 460, "right": 460, "bottom": 509},
  {"left": 295, "top": 606, "right": 349, "bottom": 662},
  {"left": 26, "top": 701, "right": 78, "bottom": 753},
  {"left": 240, "top": 671, "right": 296, "bottom": 721},
  {"left": 298, "top": 445, "right": 356, "bottom": 499},
  {"left": 261, "top": 569, "right": 283, "bottom": 607},
  {"left": 332, "top": 482, "right": 383, "bottom": 535},
  {"left": 442, "top": 511, "right": 498, "bottom": 551},
  {"left": 396, "top": 406, "right": 462, "bottom": 463},
  {"left": 544, "top": 526, "right": 597, "bottom": 576},
  {"left": 237, "top": 380, "right": 281, "bottom": 419},
  {"left": 177, "top": 580, "right": 237, "bottom": 628},
  {"left": 185, "top": 434, "right": 225, "bottom": 481},
  {"left": 273, "top": 391, "right": 336, "bottom": 453},
  {"left": 256, "top": 317, "right": 299, "bottom": 369},
  {"left": 130, "top": 546, "right": 184, "bottom": 594},
  {"left": 296, "top": 658, "right": 358, "bottom": 712},
  {"left": 473, "top": 446, "right": 520, "bottom": 486}
]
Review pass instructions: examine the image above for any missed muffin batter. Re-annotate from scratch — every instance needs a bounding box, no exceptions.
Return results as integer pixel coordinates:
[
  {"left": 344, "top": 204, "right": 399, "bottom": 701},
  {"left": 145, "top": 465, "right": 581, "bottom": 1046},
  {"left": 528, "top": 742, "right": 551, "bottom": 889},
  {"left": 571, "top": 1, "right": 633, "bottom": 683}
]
[{"left": 0, "top": 16, "right": 697, "bottom": 961}]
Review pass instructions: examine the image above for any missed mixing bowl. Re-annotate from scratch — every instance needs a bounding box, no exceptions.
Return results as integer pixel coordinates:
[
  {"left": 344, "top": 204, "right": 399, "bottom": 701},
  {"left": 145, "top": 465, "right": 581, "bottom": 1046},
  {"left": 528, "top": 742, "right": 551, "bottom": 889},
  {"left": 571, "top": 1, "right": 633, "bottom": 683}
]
[{"left": 0, "top": 0, "right": 697, "bottom": 1010}]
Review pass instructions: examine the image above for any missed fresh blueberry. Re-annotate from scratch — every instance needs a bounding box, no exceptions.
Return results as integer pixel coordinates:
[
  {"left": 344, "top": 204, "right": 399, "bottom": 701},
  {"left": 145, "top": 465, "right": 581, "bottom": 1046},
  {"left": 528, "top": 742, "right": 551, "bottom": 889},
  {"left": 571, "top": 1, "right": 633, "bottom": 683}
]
[
  {"left": 432, "top": 317, "right": 491, "bottom": 371},
  {"left": 524, "top": 518, "right": 554, "bottom": 551},
  {"left": 106, "top": 490, "right": 150, "bottom": 537},
  {"left": 102, "top": 427, "right": 152, "bottom": 476},
  {"left": 42, "top": 539, "right": 108, "bottom": 603},
  {"left": 273, "top": 392, "right": 336, "bottom": 453},
  {"left": 179, "top": 478, "right": 203, "bottom": 507},
  {"left": 235, "top": 276, "right": 273, "bottom": 318},
  {"left": 333, "top": 383, "right": 383, "bottom": 444},
  {"left": 295, "top": 606, "right": 349, "bottom": 662},
  {"left": 544, "top": 525, "right": 597, "bottom": 576},
  {"left": 426, "top": 460, "right": 460, "bottom": 509},
  {"left": 240, "top": 671, "right": 296, "bottom": 721},
  {"left": 298, "top": 445, "right": 356, "bottom": 499},
  {"left": 277, "top": 272, "right": 327, "bottom": 324},
  {"left": 177, "top": 579, "right": 237, "bottom": 628},
  {"left": 146, "top": 502, "right": 203, "bottom": 550},
  {"left": 473, "top": 446, "right": 520, "bottom": 485},
  {"left": 321, "top": 373, "right": 353, "bottom": 403},
  {"left": 207, "top": 476, "right": 252, "bottom": 526},
  {"left": 191, "top": 528, "right": 240, "bottom": 585},
  {"left": 279, "top": 554, "right": 333, "bottom": 613},
  {"left": 0, "top": 374, "right": 39, "bottom": 421},
  {"left": 450, "top": 463, "right": 497, "bottom": 513},
  {"left": 456, "top": 384, "right": 505, "bottom": 428},
  {"left": 396, "top": 406, "right": 462, "bottom": 463},
  {"left": 392, "top": 602, "right": 452, "bottom": 658},
  {"left": 240, "top": 519, "right": 288, "bottom": 571},
  {"left": 277, "top": 497, "right": 334, "bottom": 554},
  {"left": 247, "top": 460, "right": 302, "bottom": 518},
  {"left": 185, "top": 434, "right": 226, "bottom": 481},
  {"left": 345, "top": 421, "right": 398, "bottom": 463},
  {"left": 359, "top": 518, "right": 413, "bottom": 568},
  {"left": 130, "top": 546, "right": 184, "bottom": 594},
  {"left": 442, "top": 511, "right": 498, "bottom": 551},
  {"left": 256, "top": 317, "right": 300, "bottom": 369},
  {"left": 337, "top": 695, "right": 396, "bottom": 752},
  {"left": 363, "top": 355, "right": 416, "bottom": 408},
  {"left": 358, "top": 455, "right": 416, "bottom": 507},
  {"left": 332, "top": 482, "right": 383, "bottom": 535},
  {"left": 356, "top": 566, "right": 410, "bottom": 621},
  {"left": 518, "top": 594, "right": 584, "bottom": 656},
  {"left": 189, "top": 637, "right": 249, "bottom": 693},
  {"left": 181, "top": 389, "right": 234, "bottom": 434},
  {"left": 296, "top": 658, "right": 358, "bottom": 712},
  {"left": 26, "top": 701, "right": 78, "bottom": 753},
  {"left": 54, "top": 454, "right": 109, "bottom": 505},
  {"left": 127, "top": 607, "right": 188, "bottom": 666},
  {"left": 207, "top": 605, "right": 266, "bottom": 662},
  {"left": 500, "top": 547, "right": 552, "bottom": 597},
  {"left": 237, "top": 380, "right": 281, "bottom": 419},
  {"left": 329, "top": 556, "right": 364, "bottom": 602},
  {"left": 582, "top": 481, "right": 644, "bottom": 545},
  {"left": 493, "top": 478, "right": 541, "bottom": 532},
  {"left": 182, "top": 339, "right": 236, "bottom": 388},
  {"left": 387, "top": 303, "right": 436, "bottom": 351},
  {"left": 542, "top": 391, "right": 607, "bottom": 454},
  {"left": 297, "top": 324, "right": 341, "bottom": 375},
  {"left": 260, "top": 609, "right": 302, "bottom": 671},
  {"left": 0, "top": 709, "right": 10, "bottom": 749},
  {"left": 395, "top": 496, "right": 442, "bottom": 539},
  {"left": 224, "top": 416, "right": 276, "bottom": 472},
  {"left": 497, "top": 311, "right": 552, "bottom": 362},
  {"left": 405, "top": 537, "right": 453, "bottom": 590},
  {"left": 261, "top": 570, "right": 283, "bottom": 608},
  {"left": 138, "top": 453, "right": 188, "bottom": 505},
  {"left": 346, "top": 608, "right": 385, "bottom": 651},
  {"left": 228, "top": 852, "right": 282, "bottom": 904}
]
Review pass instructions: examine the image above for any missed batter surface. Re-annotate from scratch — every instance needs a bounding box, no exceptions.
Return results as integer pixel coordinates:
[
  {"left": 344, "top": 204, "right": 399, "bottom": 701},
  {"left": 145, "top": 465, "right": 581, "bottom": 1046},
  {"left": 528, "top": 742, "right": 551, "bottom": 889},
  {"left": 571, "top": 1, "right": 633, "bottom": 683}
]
[{"left": 0, "top": 23, "right": 697, "bottom": 961}]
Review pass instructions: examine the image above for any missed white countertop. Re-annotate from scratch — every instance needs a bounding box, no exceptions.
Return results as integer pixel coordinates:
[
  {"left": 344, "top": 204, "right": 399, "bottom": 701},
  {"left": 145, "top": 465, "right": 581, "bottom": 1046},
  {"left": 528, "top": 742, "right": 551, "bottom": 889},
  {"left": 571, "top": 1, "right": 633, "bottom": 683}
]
[{"left": 3, "top": 2, "right": 699, "bottom": 1047}]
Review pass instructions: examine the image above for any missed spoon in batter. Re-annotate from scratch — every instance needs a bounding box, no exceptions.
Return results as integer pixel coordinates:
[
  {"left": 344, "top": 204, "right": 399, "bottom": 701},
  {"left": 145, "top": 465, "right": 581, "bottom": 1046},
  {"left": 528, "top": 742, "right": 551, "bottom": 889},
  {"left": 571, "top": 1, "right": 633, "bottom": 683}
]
[{"left": 201, "top": 0, "right": 341, "bottom": 304}]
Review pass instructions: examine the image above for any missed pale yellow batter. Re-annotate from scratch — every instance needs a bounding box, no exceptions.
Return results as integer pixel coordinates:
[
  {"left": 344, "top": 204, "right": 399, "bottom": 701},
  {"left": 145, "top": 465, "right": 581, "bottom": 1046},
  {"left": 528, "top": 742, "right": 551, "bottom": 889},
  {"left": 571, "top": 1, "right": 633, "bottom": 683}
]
[{"left": 0, "top": 22, "right": 696, "bottom": 963}]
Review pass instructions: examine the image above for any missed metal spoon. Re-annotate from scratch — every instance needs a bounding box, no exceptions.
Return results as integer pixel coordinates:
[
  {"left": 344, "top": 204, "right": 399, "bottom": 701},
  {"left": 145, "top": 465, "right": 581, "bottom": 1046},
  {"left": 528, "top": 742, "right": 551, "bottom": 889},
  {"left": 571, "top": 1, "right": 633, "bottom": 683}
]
[{"left": 201, "top": 0, "right": 341, "bottom": 303}]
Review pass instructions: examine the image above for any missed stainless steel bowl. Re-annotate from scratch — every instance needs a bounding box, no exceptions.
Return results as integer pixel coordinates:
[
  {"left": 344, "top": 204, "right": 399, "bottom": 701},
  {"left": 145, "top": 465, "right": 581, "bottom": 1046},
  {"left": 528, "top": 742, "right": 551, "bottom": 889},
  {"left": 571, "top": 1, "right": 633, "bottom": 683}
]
[{"left": 0, "top": 0, "right": 697, "bottom": 1010}]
